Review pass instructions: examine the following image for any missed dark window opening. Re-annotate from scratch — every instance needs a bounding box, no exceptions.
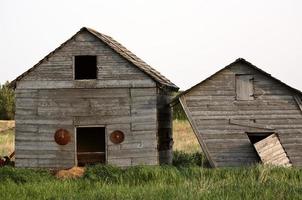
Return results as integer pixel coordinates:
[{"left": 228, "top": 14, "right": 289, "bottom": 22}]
[
  {"left": 76, "top": 127, "right": 105, "bottom": 166},
  {"left": 74, "top": 56, "right": 97, "bottom": 80}
]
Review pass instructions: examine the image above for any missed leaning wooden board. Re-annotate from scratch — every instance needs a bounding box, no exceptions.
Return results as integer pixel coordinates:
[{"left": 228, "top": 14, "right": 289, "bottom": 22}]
[{"left": 254, "top": 134, "right": 292, "bottom": 167}]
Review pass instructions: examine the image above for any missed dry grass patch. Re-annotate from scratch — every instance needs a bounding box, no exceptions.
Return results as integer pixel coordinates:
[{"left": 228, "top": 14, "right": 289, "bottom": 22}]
[
  {"left": 55, "top": 167, "right": 85, "bottom": 179},
  {"left": 0, "top": 120, "right": 15, "bottom": 132},
  {"left": 173, "top": 120, "right": 201, "bottom": 153},
  {"left": 0, "top": 129, "right": 14, "bottom": 156},
  {"left": 0, "top": 120, "right": 15, "bottom": 156}
]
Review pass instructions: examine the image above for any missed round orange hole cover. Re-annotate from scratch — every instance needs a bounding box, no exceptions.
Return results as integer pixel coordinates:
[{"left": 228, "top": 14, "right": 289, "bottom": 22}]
[
  {"left": 110, "top": 130, "right": 125, "bottom": 144},
  {"left": 54, "top": 129, "right": 71, "bottom": 145}
]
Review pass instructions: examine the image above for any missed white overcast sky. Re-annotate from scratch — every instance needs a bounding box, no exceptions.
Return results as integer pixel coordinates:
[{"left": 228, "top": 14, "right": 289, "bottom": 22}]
[{"left": 1, "top": 0, "right": 302, "bottom": 90}]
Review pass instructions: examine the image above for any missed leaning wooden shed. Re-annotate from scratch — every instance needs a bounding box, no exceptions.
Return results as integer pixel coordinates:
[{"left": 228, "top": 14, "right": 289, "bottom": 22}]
[
  {"left": 10, "top": 27, "right": 178, "bottom": 168},
  {"left": 175, "top": 58, "right": 302, "bottom": 167}
]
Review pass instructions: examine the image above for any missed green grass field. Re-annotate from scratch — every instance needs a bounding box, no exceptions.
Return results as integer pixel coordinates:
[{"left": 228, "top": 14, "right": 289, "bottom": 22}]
[
  {"left": 0, "top": 120, "right": 302, "bottom": 200},
  {"left": 1, "top": 164, "right": 302, "bottom": 199}
]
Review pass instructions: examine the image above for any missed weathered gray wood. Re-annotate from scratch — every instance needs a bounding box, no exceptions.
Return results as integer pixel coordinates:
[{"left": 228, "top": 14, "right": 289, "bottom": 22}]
[
  {"left": 236, "top": 75, "right": 254, "bottom": 100},
  {"left": 107, "top": 158, "right": 132, "bottom": 166},
  {"left": 14, "top": 30, "right": 176, "bottom": 168},
  {"left": 191, "top": 114, "right": 302, "bottom": 120},
  {"left": 17, "top": 80, "right": 156, "bottom": 89},
  {"left": 17, "top": 30, "right": 157, "bottom": 89},
  {"left": 254, "top": 134, "right": 292, "bottom": 167},
  {"left": 179, "top": 96, "right": 215, "bottom": 167},
  {"left": 178, "top": 61, "right": 302, "bottom": 167},
  {"left": 229, "top": 119, "right": 274, "bottom": 130},
  {"left": 14, "top": 86, "right": 164, "bottom": 168},
  {"left": 108, "top": 148, "right": 158, "bottom": 159},
  {"left": 294, "top": 95, "right": 302, "bottom": 113}
]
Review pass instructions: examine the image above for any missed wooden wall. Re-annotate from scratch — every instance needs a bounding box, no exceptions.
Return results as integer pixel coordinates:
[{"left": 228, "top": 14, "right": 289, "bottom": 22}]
[
  {"left": 180, "top": 62, "right": 302, "bottom": 167},
  {"left": 15, "top": 30, "right": 162, "bottom": 168},
  {"left": 157, "top": 88, "right": 174, "bottom": 164},
  {"left": 17, "top": 31, "right": 156, "bottom": 89}
]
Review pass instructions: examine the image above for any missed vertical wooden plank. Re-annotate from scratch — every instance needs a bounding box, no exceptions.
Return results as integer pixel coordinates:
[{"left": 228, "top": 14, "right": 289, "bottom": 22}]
[
  {"left": 236, "top": 75, "right": 254, "bottom": 100},
  {"left": 179, "top": 96, "right": 216, "bottom": 167},
  {"left": 294, "top": 95, "right": 302, "bottom": 113}
]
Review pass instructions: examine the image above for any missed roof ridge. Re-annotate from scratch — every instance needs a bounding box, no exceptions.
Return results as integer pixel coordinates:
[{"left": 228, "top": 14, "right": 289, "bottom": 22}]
[
  {"left": 10, "top": 27, "right": 179, "bottom": 90},
  {"left": 84, "top": 28, "right": 178, "bottom": 89},
  {"left": 86, "top": 28, "right": 176, "bottom": 88},
  {"left": 172, "top": 58, "right": 302, "bottom": 102}
]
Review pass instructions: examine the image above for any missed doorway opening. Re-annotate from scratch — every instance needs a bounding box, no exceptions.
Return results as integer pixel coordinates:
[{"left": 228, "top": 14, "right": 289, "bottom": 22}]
[
  {"left": 246, "top": 132, "right": 273, "bottom": 162},
  {"left": 76, "top": 127, "right": 106, "bottom": 166},
  {"left": 246, "top": 132, "right": 273, "bottom": 144}
]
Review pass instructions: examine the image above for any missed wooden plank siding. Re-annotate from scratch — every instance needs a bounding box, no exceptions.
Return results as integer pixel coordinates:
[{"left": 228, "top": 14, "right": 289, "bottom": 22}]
[
  {"left": 235, "top": 75, "right": 254, "bottom": 100},
  {"left": 179, "top": 61, "right": 302, "bottom": 167},
  {"left": 254, "top": 134, "right": 292, "bottom": 167},
  {"left": 16, "top": 31, "right": 156, "bottom": 89},
  {"left": 14, "top": 30, "right": 176, "bottom": 168},
  {"left": 15, "top": 88, "right": 159, "bottom": 168}
]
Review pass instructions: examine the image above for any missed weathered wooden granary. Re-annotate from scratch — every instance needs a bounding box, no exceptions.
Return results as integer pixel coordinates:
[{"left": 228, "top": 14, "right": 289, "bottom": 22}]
[
  {"left": 10, "top": 27, "right": 178, "bottom": 168},
  {"left": 176, "top": 58, "right": 302, "bottom": 167}
]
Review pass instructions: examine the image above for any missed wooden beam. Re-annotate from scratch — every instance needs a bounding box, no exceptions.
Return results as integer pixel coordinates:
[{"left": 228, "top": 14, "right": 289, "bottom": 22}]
[
  {"left": 179, "top": 96, "right": 216, "bottom": 167},
  {"left": 229, "top": 119, "right": 275, "bottom": 130},
  {"left": 293, "top": 95, "right": 302, "bottom": 113}
]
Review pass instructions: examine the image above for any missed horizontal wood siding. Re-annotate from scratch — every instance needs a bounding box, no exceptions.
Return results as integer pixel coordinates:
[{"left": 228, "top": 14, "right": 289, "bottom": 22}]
[
  {"left": 14, "top": 30, "right": 163, "bottom": 168},
  {"left": 182, "top": 62, "right": 302, "bottom": 167},
  {"left": 107, "top": 88, "right": 158, "bottom": 166},
  {"left": 15, "top": 87, "right": 159, "bottom": 168},
  {"left": 15, "top": 89, "right": 75, "bottom": 168},
  {"left": 16, "top": 31, "right": 155, "bottom": 89}
]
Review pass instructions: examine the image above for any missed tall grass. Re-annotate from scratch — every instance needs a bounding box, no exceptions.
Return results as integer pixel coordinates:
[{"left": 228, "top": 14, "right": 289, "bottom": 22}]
[
  {"left": 172, "top": 151, "right": 210, "bottom": 167},
  {"left": 173, "top": 101, "right": 187, "bottom": 120},
  {"left": 0, "top": 119, "right": 301, "bottom": 199},
  {"left": 0, "top": 163, "right": 302, "bottom": 200}
]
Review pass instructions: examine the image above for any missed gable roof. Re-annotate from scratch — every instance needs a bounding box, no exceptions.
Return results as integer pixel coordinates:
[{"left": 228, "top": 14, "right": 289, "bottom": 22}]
[
  {"left": 173, "top": 58, "right": 302, "bottom": 103},
  {"left": 10, "top": 27, "right": 179, "bottom": 90}
]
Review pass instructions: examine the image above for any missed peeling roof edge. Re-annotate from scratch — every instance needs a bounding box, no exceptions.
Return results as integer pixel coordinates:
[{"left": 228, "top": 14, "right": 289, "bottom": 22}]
[
  {"left": 171, "top": 58, "right": 302, "bottom": 104},
  {"left": 9, "top": 27, "right": 179, "bottom": 91}
]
